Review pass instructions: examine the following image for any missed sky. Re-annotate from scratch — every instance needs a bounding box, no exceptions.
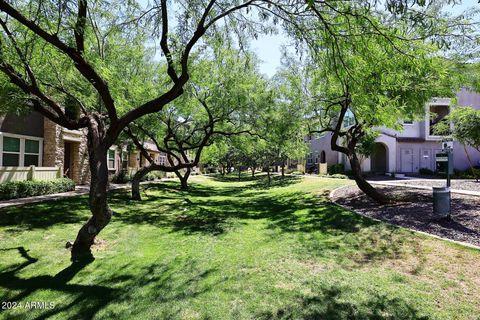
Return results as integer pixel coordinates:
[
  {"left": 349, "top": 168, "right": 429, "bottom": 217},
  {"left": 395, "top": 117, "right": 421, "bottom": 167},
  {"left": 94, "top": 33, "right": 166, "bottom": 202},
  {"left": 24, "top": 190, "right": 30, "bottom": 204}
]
[{"left": 250, "top": 0, "right": 479, "bottom": 78}]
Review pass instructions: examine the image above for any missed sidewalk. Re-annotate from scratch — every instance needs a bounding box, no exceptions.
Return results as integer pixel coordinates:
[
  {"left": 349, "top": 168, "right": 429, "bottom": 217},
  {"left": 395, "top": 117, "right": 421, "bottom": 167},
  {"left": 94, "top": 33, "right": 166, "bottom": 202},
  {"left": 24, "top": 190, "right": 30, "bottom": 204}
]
[
  {"left": 368, "top": 180, "right": 480, "bottom": 197},
  {"left": 0, "top": 179, "right": 173, "bottom": 209}
]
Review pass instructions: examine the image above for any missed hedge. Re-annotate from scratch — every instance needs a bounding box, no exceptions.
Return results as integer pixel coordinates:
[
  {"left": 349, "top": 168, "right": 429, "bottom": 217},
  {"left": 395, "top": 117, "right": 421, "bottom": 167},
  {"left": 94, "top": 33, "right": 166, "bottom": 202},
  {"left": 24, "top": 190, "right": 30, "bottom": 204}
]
[{"left": 0, "top": 178, "right": 75, "bottom": 200}]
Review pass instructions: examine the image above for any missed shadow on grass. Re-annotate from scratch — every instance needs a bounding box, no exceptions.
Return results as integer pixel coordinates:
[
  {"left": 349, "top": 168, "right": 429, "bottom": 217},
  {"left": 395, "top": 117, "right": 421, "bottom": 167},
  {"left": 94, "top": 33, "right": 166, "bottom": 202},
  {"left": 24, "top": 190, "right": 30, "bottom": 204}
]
[
  {"left": 208, "top": 173, "right": 302, "bottom": 190},
  {"left": 0, "top": 246, "right": 428, "bottom": 320},
  {"left": 110, "top": 181, "right": 413, "bottom": 265},
  {"left": 0, "top": 246, "right": 112, "bottom": 320},
  {"left": 0, "top": 196, "right": 90, "bottom": 231},
  {"left": 256, "top": 285, "right": 429, "bottom": 320},
  {"left": 0, "top": 247, "right": 224, "bottom": 319},
  {"left": 249, "top": 175, "right": 302, "bottom": 190},
  {"left": 0, "top": 177, "right": 414, "bottom": 265},
  {"left": 0, "top": 179, "right": 429, "bottom": 319}
]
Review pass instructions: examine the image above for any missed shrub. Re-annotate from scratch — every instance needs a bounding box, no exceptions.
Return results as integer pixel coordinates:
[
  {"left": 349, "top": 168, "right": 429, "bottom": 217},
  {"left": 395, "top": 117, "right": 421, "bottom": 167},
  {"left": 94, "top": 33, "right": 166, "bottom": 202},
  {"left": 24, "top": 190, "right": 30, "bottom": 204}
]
[
  {"left": 141, "top": 173, "right": 156, "bottom": 181},
  {"left": 142, "top": 171, "right": 165, "bottom": 181},
  {"left": 111, "top": 170, "right": 132, "bottom": 184},
  {"left": 328, "top": 164, "right": 345, "bottom": 175},
  {"left": 0, "top": 178, "right": 75, "bottom": 200},
  {"left": 455, "top": 168, "right": 480, "bottom": 179}
]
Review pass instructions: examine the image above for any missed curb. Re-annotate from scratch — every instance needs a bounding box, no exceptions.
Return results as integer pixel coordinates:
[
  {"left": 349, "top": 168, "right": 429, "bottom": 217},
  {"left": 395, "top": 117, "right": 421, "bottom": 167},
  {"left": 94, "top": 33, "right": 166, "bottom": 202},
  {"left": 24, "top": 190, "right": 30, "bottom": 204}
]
[{"left": 328, "top": 185, "right": 480, "bottom": 251}]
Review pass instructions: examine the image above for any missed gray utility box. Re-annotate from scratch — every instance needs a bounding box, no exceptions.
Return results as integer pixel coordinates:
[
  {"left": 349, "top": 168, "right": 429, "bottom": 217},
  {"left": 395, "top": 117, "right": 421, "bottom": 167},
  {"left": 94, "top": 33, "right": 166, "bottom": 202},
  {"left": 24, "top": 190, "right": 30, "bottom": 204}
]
[{"left": 433, "top": 187, "right": 451, "bottom": 218}]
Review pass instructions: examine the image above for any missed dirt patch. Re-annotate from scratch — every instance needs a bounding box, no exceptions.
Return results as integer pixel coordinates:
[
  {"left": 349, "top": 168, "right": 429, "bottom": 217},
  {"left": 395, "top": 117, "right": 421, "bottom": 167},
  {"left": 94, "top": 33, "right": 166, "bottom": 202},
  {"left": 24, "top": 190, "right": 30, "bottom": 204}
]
[{"left": 332, "top": 185, "right": 480, "bottom": 247}]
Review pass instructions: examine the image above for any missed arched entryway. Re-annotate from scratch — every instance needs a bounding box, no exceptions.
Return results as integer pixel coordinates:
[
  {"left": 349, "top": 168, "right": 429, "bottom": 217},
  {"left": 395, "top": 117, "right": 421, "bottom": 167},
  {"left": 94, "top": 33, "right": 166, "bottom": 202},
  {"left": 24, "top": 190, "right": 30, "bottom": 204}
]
[
  {"left": 371, "top": 143, "right": 388, "bottom": 173},
  {"left": 320, "top": 150, "right": 326, "bottom": 164}
]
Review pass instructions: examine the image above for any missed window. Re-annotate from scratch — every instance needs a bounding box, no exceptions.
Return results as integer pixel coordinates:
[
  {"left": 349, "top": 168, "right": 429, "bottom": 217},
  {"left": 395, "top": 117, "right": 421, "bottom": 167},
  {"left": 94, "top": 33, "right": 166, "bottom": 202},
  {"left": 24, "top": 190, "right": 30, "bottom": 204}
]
[
  {"left": 159, "top": 154, "right": 167, "bottom": 166},
  {"left": 2, "top": 136, "right": 20, "bottom": 166},
  {"left": 108, "top": 149, "right": 116, "bottom": 170},
  {"left": 121, "top": 151, "right": 128, "bottom": 169},
  {"left": 24, "top": 139, "right": 39, "bottom": 166},
  {"left": 1, "top": 134, "right": 42, "bottom": 167}
]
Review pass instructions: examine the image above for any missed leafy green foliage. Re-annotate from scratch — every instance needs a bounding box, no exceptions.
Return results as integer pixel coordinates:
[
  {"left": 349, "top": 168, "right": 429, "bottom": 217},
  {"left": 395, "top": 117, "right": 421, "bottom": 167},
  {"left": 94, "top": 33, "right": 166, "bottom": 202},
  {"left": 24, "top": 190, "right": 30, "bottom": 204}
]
[
  {"left": 328, "top": 164, "right": 345, "bottom": 175},
  {"left": 0, "top": 178, "right": 75, "bottom": 200},
  {"left": 435, "top": 106, "right": 480, "bottom": 152},
  {"left": 1, "top": 176, "right": 480, "bottom": 319},
  {"left": 355, "top": 130, "right": 379, "bottom": 158}
]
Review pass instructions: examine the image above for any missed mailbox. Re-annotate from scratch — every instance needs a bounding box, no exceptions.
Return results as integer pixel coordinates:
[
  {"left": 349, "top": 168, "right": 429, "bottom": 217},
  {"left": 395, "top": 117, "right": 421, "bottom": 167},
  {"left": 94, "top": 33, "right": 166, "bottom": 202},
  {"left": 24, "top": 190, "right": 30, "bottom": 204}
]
[{"left": 435, "top": 152, "right": 453, "bottom": 175}]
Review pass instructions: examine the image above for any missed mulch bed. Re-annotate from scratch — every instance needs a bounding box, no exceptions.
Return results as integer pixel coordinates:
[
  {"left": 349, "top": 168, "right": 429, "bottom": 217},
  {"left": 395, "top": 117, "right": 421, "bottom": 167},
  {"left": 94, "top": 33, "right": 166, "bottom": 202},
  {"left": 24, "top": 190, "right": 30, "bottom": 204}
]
[{"left": 332, "top": 185, "right": 480, "bottom": 247}]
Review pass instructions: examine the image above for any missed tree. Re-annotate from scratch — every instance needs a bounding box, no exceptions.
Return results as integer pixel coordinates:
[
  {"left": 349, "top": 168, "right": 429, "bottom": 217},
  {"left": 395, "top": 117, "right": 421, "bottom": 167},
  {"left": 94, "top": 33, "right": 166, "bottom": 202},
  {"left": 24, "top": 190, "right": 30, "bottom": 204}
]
[
  {"left": 126, "top": 46, "right": 266, "bottom": 196},
  {"left": 435, "top": 106, "right": 480, "bottom": 181},
  {"left": 0, "top": 0, "right": 268, "bottom": 260},
  {"left": 281, "top": 2, "right": 464, "bottom": 203},
  {"left": 271, "top": 72, "right": 310, "bottom": 176}
]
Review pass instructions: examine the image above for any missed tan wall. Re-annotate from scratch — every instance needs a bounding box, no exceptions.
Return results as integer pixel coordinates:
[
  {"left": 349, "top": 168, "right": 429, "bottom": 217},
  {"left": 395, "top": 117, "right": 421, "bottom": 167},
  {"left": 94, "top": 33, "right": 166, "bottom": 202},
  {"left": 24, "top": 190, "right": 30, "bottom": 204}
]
[
  {"left": 129, "top": 152, "right": 139, "bottom": 169},
  {"left": 42, "top": 118, "right": 90, "bottom": 184},
  {"left": 43, "top": 118, "right": 63, "bottom": 168},
  {"left": 68, "top": 131, "right": 90, "bottom": 184}
]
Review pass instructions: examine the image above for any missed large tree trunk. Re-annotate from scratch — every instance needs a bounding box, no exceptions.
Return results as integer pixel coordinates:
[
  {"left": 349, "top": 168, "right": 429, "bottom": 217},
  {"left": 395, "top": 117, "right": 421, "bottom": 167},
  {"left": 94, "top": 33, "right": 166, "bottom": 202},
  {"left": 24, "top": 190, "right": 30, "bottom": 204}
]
[
  {"left": 131, "top": 166, "right": 155, "bottom": 201},
  {"left": 176, "top": 168, "right": 191, "bottom": 190},
  {"left": 71, "top": 122, "right": 112, "bottom": 261},
  {"left": 348, "top": 153, "right": 389, "bottom": 204},
  {"left": 251, "top": 166, "right": 255, "bottom": 177}
]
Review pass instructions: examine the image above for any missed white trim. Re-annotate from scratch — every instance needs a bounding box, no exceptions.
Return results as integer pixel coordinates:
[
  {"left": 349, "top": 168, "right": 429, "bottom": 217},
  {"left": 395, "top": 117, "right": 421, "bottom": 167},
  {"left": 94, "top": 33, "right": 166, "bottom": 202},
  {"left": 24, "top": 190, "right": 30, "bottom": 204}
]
[
  {"left": 108, "top": 148, "right": 116, "bottom": 170},
  {"left": 0, "top": 132, "right": 43, "bottom": 167},
  {"left": 0, "top": 131, "right": 44, "bottom": 141}
]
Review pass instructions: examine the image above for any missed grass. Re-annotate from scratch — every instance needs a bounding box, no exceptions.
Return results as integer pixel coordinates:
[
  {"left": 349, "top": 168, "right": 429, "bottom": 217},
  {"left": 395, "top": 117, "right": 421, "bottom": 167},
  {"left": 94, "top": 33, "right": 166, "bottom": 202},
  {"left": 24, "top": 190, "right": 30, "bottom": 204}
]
[{"left": 1, "top": 174, "right": 479, "bottom": 319}]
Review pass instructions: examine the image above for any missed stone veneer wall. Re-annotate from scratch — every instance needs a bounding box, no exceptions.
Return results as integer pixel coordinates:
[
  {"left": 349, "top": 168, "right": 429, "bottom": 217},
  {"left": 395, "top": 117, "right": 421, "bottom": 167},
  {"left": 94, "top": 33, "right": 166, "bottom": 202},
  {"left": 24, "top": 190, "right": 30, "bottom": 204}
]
[
  {"left": 129, "top": 152, "right": 139, "bottom": 170},
  {"left": 70, "top": 129, "right": 90, "bottom": 184},
  {"left": 43, "top": 118, "right": 90, "bottom": 184},
  {"left": 43, "top": 118, "right": 64, "bottom": 168}
]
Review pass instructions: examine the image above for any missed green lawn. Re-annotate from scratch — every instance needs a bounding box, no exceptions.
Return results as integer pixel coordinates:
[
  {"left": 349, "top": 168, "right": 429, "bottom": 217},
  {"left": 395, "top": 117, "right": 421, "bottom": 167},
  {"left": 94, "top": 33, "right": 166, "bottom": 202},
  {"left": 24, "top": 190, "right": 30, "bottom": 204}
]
[{"left": 1, "top": 175, "right": 479, "bottom": 319}]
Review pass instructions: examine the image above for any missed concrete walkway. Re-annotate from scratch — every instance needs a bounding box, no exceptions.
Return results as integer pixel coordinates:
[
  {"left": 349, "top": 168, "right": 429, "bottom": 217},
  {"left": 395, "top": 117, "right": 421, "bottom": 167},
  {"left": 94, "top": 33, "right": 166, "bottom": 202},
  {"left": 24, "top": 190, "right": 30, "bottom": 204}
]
[
  {"left": 368, "top": 179, "right": 480, "bottom": 197},
  {"left": 0, "top": 179, "right": 173, "bottom": 209}
]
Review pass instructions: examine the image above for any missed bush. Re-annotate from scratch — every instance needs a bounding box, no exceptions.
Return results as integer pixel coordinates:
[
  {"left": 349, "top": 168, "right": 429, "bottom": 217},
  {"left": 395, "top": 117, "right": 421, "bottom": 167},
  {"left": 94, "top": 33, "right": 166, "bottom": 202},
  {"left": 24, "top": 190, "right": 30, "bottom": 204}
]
[
  {"left": 455, "top": 168, "right": 480, "bottom": 179},
  {"left": 142, "top": 171, "right": 165, "bottom": 181},
  {"left": 419, "top": 168, "right": 435, "bottom": 175},
  {"left": 0, "top": 178, "right": 75, "bottom": 200},
  {"left": 111, "top": 170, "right": 132, "bottom": 184},
  {"left": 328, "top": 164, "right": 345, "bottom": 175}
]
